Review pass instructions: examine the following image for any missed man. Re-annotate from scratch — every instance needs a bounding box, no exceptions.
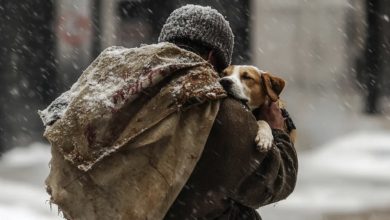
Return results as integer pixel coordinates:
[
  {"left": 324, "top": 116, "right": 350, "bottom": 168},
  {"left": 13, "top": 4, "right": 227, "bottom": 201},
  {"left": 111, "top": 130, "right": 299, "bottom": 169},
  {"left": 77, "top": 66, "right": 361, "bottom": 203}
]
[
  {"left": 42, "top": 4, "right": 297, "bottom": 220},
  {"left": 158, "top": 5, "right": 298, "bottom": 220}
]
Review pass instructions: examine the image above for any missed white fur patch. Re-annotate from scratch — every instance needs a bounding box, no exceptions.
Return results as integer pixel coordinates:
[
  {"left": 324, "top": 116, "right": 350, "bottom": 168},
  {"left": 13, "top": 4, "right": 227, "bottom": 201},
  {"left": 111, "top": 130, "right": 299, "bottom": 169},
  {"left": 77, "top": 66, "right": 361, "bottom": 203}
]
[
  {"left": 221, "top": 66, "right": 249, "bottom": 101},
  {"left": 255, "top": 120, "right": 274, "bottom": 152}
]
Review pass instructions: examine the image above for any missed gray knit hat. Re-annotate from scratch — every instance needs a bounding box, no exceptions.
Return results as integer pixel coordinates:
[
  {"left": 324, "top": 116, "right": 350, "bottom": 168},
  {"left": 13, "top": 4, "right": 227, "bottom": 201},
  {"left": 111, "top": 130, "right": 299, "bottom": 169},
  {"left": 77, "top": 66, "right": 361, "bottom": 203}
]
[{"left": 158, "top": 4, "right": 234, "bottom": 69}]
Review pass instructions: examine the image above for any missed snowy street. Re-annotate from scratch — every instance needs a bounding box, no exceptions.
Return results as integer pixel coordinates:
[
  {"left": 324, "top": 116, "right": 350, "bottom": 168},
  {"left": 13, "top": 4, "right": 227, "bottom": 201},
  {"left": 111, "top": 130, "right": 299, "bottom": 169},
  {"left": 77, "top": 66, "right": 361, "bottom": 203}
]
[
  {"left": 0, "top": 144, "right": 60, "bottom": 220},
  {"left": 260, "top": 132, "right": 390, "bottom": 220},
  {"left": 2, "top": 132, "right": 390, "bottom": 219}
]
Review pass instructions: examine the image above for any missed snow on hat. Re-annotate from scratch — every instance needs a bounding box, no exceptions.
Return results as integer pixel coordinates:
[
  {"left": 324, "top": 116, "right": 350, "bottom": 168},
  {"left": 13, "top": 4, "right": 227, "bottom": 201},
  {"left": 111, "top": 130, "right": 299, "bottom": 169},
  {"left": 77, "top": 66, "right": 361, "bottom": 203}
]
[{"left": 158, "top": 4, "right": 234, "bottom": 69}]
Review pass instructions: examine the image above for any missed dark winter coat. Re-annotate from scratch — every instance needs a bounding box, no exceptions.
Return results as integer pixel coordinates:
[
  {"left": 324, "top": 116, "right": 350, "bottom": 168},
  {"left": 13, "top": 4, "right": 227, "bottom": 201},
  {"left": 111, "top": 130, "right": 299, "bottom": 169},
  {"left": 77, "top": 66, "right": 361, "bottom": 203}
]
[{"left": 164, "top": 98, "right": 298, "bottom": 220}]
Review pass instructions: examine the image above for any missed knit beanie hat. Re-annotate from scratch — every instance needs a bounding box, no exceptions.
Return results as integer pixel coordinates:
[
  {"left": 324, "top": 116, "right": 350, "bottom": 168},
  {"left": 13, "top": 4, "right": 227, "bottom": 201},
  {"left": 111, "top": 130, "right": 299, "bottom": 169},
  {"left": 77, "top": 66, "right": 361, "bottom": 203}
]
[{"left": 158, "top": 4, "right": 234, "bottom": 69}]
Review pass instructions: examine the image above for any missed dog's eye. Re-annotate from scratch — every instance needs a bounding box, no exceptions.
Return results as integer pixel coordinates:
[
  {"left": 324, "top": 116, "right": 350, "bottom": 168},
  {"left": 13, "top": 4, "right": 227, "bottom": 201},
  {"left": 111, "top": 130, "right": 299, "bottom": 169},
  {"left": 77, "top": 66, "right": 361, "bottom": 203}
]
[{"left": 242, "top": 75, "right": 254, "bottom": 81}]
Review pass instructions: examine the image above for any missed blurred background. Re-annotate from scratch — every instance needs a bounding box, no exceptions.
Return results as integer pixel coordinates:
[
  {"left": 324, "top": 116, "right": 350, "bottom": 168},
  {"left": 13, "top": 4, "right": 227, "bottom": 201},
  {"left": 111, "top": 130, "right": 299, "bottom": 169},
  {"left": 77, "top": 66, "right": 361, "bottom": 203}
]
[{"left": 0, "top": 0, "right": 389, "bottom": 219}]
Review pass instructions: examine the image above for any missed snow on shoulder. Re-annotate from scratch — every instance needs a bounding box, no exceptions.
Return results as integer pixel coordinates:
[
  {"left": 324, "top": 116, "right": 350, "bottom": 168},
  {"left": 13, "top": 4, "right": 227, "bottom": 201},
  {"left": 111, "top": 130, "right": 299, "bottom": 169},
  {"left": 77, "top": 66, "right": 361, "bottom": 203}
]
[
  {"left": 39, "top": 43, "right": 223, "bottom": 127},
  {"left": 39, "top": 42, "right": 225, "bottom": 171}
]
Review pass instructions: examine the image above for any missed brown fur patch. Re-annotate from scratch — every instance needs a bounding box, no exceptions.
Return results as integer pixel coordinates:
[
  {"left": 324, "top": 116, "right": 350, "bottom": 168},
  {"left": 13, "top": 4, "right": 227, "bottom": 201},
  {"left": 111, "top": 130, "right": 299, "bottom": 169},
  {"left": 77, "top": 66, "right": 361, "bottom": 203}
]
[{"left": 261, "top": 73, "right": 285, "bottom": 102}]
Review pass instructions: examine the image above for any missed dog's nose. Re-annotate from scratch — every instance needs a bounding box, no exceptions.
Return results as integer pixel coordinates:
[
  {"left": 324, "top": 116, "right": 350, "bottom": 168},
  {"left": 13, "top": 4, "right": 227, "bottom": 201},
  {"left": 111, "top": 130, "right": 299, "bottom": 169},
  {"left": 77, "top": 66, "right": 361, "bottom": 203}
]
[{"left": 219, "top": 78, "right": 233, "bottom": 89}]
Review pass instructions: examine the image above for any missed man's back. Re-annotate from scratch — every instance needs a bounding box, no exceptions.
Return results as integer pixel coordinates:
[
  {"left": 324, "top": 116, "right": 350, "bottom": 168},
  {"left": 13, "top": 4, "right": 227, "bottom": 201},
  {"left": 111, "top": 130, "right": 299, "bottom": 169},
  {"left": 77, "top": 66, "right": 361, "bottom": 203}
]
[
  {"left": 165, "top": 98, "right": 298, "bottom": 219},
  {"left": 42, "top": 43, "right": 229, "bottom": 220}
]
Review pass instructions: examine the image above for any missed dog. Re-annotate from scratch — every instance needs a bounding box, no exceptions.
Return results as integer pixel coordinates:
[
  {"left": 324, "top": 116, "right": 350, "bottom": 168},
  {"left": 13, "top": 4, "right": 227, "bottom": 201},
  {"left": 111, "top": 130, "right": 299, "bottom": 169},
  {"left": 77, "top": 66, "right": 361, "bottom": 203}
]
[{"left": 220, "top": 65, "right": 296, "bottom": 152}]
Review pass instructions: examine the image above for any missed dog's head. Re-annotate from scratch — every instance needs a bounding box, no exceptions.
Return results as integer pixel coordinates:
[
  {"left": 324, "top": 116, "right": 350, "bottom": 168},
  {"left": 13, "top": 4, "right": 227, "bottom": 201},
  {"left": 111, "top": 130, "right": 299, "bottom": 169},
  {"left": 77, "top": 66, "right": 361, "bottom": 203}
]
[{"left": 220, "top": 65, "right": 285, "bottom": 110}]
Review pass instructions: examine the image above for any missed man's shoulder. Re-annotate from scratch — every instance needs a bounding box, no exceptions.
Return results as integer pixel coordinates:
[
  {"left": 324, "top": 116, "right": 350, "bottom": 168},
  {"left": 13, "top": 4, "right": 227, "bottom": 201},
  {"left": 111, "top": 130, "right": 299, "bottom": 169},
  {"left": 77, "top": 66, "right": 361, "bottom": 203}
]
[
  {"left": 216, "top": 98, "right": 258, "bottom": 130},
  {"left": 219, "top": 98, "right": 253, "bottom": 117},
  {"left": 138, "top": 42, "right": 209, "bottom": 64},
  {"left": 100, "top": 42, "right": 183, "bottom": 59},
  {"left": 138, "top": 42, "right": 179, "bottom": 51}
]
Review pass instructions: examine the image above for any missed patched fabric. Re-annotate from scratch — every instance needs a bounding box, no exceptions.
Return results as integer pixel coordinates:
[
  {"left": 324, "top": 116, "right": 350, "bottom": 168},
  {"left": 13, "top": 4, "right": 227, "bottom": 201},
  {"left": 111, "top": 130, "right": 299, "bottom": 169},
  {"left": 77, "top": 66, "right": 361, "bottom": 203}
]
[
  {"left": 40, "top": 42, "right": 226, "bottom": 171},
  {"left": 42, "top": 42, "right": 226, "bottom": 220}
]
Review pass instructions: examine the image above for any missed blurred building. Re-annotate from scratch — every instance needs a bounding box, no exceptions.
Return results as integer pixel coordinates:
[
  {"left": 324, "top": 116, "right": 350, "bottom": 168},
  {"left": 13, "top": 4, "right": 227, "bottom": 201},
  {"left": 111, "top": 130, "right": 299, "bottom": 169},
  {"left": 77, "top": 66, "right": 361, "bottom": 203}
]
[
  {"left": 253, "top": 0, "right": 361, "bottom": 90},
  {"left": 252, "top": 0, "right": 366, "bottom": 148},
  {"left": 57, "top": 0, "right": 251, "bottom": 75},
  {"left": 1, "top": 0, "right": 389, "bottom": 151},
  {"left": 0, "top": 0, "right": 56, "bottom": 152},
  {"left": 252, "top": 0, "right": 390, "bottom": 149},
  {"left": 0, "top": 0, "right": 250, "bottom": 151}
]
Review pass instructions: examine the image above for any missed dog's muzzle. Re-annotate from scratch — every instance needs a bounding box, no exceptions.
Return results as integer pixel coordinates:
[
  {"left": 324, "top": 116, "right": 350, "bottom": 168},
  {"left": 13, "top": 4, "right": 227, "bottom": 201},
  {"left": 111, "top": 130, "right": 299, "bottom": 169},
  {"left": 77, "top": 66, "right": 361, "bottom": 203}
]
[
  {"left": 219, "top": 78, "right": 249, "bottom": 104},
  {"left": 219, "top": 78, "right": 233, "bottom": 90}
]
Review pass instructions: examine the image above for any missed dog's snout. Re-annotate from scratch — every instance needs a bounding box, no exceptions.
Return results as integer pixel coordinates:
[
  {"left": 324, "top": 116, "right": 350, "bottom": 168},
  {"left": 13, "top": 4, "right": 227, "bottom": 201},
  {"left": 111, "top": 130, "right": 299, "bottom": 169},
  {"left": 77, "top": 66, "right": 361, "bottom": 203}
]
[{"left": 219, "top": 78, "right": 233, "bottom": 89}]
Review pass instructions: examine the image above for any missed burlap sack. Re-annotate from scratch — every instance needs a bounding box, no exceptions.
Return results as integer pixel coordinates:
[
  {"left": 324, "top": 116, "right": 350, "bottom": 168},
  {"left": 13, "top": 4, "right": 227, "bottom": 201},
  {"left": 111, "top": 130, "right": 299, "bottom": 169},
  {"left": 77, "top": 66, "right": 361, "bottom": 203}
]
[{"left": 40, "top": 43, "right": 226, "bottom": 219}]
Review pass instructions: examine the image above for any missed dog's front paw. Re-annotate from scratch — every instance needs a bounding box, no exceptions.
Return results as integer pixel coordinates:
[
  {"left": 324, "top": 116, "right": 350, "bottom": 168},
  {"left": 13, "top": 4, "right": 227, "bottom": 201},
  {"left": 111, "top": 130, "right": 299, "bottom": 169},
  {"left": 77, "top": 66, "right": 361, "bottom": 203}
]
[{"left": 255, "top": 120, "right": 274, "bottom": 152}]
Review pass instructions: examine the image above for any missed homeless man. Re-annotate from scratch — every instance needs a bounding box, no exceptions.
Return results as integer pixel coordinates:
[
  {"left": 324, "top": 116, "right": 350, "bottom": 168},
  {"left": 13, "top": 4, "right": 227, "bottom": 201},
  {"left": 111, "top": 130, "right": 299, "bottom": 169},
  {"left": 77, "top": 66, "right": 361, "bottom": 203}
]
[
  {"left": 160, "top": 5, "right": 298, "bottom": 220},
  {"left": 40, "top": 4, "right": 297, "bottom": 220}
]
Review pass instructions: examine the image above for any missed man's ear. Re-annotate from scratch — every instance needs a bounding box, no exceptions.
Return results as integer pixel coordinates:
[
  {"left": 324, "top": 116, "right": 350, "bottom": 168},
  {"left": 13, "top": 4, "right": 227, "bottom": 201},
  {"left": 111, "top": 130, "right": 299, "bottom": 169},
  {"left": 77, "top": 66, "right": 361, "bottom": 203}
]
[
  {"left": 207, "top": 50, "right": 216, "bottom": 66},
  {"left": 261, "top": 73, "right": 286, "bottom": 102},
  {"left": 207, "top": 50, "right": 223, "bottom": 72}
]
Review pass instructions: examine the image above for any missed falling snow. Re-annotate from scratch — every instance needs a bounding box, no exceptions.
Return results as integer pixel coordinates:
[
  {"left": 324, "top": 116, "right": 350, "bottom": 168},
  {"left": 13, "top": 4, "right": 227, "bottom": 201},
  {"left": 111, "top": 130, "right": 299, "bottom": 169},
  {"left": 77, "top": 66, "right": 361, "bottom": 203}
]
[{"left": 2, "top": 1, "right": 390, "bottom": 220}]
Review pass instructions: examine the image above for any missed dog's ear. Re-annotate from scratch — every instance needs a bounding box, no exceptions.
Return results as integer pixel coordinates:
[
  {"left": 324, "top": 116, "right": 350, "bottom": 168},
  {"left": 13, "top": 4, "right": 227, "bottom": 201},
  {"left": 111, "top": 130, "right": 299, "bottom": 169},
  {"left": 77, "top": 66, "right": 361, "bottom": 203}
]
[{"left": 262, "top": 73, "right": 286, "bottom": 102}]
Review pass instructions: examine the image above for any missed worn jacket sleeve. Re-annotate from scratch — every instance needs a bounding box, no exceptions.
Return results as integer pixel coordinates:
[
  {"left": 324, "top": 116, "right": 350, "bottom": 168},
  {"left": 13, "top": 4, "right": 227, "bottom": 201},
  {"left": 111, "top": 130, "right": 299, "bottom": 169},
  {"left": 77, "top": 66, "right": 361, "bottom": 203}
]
[{"left": 233, "top": 127, "right": 298, "bottom": 208}]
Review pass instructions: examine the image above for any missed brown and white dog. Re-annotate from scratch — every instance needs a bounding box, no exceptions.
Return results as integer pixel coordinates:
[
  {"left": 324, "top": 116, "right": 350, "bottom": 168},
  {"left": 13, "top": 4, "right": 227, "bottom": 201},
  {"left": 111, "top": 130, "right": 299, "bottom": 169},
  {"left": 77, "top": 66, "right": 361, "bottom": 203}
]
[{"left": 220, "top": 65, "right": 296, "bottom": 152}]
